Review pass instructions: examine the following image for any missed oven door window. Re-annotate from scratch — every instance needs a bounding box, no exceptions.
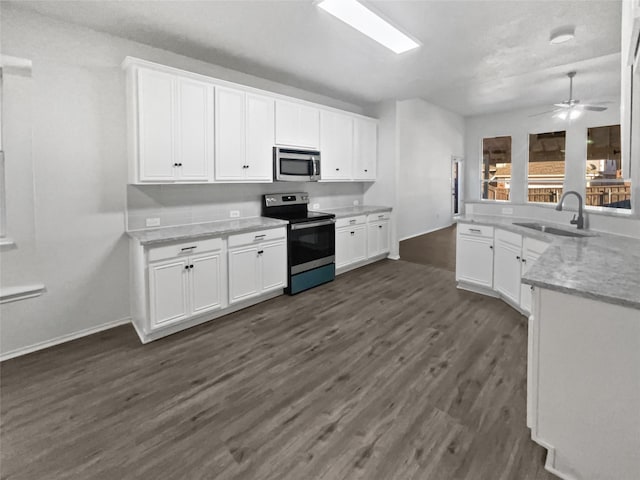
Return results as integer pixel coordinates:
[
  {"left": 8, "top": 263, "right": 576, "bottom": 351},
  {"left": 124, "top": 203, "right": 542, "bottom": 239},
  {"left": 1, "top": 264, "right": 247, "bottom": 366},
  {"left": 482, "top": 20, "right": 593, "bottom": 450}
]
[
  {"left": 289, "top": 224, "right": 335, "bottom": 267},
  {"left": 280, "top": 159, "right": 312, "bottom": 176}
]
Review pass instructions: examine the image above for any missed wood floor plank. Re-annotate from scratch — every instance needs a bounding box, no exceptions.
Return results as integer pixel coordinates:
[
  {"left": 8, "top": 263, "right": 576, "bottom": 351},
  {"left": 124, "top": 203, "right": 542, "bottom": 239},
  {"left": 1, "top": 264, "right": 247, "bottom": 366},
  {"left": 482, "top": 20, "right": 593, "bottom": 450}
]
[{"left": 1, "top": 260, "right": 556, "bottom": 480}]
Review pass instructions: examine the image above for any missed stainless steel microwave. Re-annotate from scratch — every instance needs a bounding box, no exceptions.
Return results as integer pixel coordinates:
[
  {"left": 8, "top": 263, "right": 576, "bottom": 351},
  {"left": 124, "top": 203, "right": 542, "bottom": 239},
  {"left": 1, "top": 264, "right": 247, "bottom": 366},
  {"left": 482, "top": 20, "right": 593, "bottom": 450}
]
[{"left": 273, "top": 147, "right": 321, "bottom": 182}]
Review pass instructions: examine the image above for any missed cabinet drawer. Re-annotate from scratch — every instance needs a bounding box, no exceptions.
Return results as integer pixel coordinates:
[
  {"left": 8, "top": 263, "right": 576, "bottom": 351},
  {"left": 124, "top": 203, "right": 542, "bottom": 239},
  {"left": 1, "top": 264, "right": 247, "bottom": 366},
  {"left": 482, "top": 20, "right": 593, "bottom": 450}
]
[
  {"left": 148, "top": 237, "right": 223, "bottom": 263},
  {"left": 367, "top": 211, "right": 390, "bottom": 222},
  {"left": 228, "top": 227, "right": 286, "bottom": 248},
  {"left": 458, "top": 223, "right": 493, "bottom": 238},
  {"left": 495, "top": 228, "right": 522, "bottom": 247},
  {"left": 336, "top": 215, "right": 366, "bottom": 228}
]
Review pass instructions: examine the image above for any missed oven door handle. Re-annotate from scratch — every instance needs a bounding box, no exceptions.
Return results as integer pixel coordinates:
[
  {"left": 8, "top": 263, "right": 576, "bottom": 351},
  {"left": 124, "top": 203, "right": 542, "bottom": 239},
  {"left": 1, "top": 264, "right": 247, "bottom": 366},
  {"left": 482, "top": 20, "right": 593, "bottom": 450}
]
[{"left": 290, "top": 219, "right": 336, "bottom": 230}]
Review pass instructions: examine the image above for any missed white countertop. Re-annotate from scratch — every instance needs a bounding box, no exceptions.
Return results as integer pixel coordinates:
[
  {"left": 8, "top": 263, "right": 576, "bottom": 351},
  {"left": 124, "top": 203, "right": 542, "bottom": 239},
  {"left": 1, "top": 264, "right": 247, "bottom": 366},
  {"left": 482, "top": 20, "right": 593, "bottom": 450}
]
[
  {"left": 457, "top": 215, "right": 640, "bottom": 310},
  {"left": 127, "top": 217, "right": 289, "bottom": 246},
  {"left": 316, "top": 205, "right": 392, "bottom": 218}
]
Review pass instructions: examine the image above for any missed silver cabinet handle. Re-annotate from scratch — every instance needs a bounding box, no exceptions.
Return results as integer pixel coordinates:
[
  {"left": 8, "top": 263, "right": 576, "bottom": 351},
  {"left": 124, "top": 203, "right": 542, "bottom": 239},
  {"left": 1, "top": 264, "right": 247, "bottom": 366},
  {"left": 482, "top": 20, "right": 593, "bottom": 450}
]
[
  {"left": 469, "top": 228, "right": 482, "bottom": 233},
  {"left": 349, "top": 219, "right": 356, "bottom": 224},
  {"left": 254, "top": 234, "right": 266, "bottom": 240},
  {"left": 180, "top": 246, "right": 197, "bottom": 251}
]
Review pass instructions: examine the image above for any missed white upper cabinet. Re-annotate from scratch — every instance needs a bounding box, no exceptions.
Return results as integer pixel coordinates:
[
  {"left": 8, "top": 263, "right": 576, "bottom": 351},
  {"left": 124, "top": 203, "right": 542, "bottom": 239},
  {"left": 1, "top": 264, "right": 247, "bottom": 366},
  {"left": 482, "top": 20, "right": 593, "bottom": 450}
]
[
  {"left": 353, "top": 117, "right": 377, "bottom": 181},
  {"left": 320, "top": 110, "right": 353, "bottom": 181},
  {"left": 245, "top": 93, "right": 275, "bottom": 180},
  {"left": 215, "top": 87, "right": 274, "bottom": 182},
  {"left": 137, "top": 68, "right": 175, "bottom": 182},
  {"left": 124, "top": 58, "right": 378, "bottom": 184},
  {"left": 177, "top": 78, "right": 214, "bottom": 181},
  {"left": 134, "top": 67, "right": 213, "bottom": 183},
  {"left": 275, "top": 100, "right": 320, "bottom": 149}
]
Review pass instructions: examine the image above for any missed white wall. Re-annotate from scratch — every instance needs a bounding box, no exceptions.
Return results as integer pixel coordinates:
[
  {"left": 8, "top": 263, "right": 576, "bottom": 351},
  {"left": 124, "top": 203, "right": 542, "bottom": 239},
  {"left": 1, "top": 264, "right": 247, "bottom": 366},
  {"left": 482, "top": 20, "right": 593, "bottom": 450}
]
[
  {"left": 395, "top": 99, "right": 464, "bottom": 240},
  {"left": 0, "top": 5, "right": 368, "bottom": 358}
]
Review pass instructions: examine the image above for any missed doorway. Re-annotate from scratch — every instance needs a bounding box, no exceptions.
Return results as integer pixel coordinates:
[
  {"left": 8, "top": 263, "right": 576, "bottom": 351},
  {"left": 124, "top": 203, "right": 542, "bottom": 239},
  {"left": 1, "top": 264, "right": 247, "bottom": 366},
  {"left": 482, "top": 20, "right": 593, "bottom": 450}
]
[{"left": 451, "top": 156, "right": 463, "bottom": 218}]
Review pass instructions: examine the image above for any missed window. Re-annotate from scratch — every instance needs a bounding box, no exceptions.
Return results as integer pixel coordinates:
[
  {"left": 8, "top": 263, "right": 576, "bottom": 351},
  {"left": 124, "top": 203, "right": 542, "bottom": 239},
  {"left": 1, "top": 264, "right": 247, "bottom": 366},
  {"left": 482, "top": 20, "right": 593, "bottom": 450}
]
[
  {"left": 585, "top": 125, "right": 631, "bottom": 210},
  {"left": 481, "top": 136, "right": 511, "bottom": 201},
  {"left": 528, "top": 131, "right": 566, "bottom": 204}
]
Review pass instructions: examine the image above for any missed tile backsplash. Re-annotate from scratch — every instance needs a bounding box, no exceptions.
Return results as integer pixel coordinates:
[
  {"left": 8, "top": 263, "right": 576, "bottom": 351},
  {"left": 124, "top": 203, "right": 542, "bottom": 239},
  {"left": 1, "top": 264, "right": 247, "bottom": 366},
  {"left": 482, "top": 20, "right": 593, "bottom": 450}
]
[{"left": 126, "top": 182, "right": 366, "bottom": 230}]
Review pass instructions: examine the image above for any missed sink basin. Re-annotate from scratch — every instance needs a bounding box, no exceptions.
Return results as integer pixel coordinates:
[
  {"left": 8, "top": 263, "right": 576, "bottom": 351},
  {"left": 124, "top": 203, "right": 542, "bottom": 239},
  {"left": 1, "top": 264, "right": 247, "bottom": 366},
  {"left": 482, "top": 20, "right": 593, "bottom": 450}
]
[{"left": 512, "top": 222, "right": 591, "bottom": 237}]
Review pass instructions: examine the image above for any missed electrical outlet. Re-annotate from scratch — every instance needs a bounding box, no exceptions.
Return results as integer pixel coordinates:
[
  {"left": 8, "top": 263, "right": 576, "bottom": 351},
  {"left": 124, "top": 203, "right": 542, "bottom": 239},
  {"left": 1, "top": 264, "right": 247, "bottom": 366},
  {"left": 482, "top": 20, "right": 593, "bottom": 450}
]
[
  {"left": 353, "top": 200, "right": 360, "bottom": 206},
  {"left": 312, "top": 203, "right": 320, "bottom": 210},
  {"left": 146, "top": 217, "right": 161, "bottom": 227},
  {"left": 229, "top": 210, "right": 240, "bottom": 218},
  {"left": 502, "top": 207, "right": 514, "bottom": 215}
]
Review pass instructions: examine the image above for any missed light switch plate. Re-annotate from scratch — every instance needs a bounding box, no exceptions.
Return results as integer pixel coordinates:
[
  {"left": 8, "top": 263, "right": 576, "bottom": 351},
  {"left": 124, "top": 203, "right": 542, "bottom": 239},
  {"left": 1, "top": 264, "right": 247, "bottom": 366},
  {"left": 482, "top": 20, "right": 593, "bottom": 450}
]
[
  {"left": 146, "top": 217, "right": 161, "bottom": 227},
  {"left": 229, "top": 210, "right": 240, "bottom": 218}
]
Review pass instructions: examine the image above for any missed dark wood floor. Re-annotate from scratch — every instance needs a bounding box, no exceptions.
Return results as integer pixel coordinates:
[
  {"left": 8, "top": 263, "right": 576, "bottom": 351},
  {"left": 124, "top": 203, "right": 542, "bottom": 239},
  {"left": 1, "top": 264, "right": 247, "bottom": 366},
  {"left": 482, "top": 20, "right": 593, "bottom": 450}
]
[
  {"left": 0, "top": 260, "right": 554, "bottom": 480},
  {"left": 399, "top": 224, "right": 457, "bottom": 272}
]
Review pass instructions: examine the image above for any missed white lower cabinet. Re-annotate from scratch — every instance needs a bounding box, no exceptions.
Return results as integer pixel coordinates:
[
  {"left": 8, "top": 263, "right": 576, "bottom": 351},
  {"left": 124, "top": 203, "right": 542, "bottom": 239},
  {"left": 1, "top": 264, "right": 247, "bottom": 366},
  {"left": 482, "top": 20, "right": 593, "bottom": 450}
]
[
  {"left": 148, "top": 257, "right": 190, "bottom": 328},
  {"left": 493, "top": 229, "right": 523, "bottom": 306},
  {"left": 228, "top": 227, "right": 287, "bottom": 304},
  {"left": 335, "top": 216, "right": 367, "bottom": 269},
  {"left": 147, "top": 238, "right": 225, "bottom": 330},
  {"left": 456, "top": 223, "right": 549, "bottom": 314},
  {"left": 455, "top": 223, "right": 494, "bottom": 289},
  {"left": 131, "top": 226, "right": 288, "bottom": 343},
  {"left": 519, "top": 237, "right": 549, "bottom": 313},
  {"left": 367, "top": 212, "right": 390, "bottom": 258}
]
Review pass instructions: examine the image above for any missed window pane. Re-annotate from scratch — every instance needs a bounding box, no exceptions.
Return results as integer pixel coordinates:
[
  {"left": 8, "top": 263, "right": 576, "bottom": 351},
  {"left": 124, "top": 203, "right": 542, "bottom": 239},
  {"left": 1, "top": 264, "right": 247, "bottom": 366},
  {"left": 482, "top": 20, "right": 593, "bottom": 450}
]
[
  {"left": 481, "top": 136, "right": 511, "bottom": 201},
  {"left": 528, "top": 131, "right": 566, "bottom": 204},
  {"left": 586, "top": 125, "right": 631, "bottom": 210}
]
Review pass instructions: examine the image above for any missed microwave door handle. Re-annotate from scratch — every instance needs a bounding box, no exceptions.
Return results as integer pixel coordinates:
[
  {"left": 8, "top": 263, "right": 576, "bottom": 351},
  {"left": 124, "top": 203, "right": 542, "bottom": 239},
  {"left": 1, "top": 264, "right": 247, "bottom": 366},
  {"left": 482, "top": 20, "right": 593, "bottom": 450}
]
[{"left": 313, "top": 158, "right": 319, "bottom": 177}]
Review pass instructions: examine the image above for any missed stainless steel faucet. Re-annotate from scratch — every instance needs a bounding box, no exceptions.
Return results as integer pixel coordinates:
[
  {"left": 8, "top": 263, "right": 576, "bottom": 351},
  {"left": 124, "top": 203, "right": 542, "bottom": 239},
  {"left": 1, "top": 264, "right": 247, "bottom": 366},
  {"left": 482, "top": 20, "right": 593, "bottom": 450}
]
[{"left": 555, "top": 190, "right": 585, "bottom": 229}]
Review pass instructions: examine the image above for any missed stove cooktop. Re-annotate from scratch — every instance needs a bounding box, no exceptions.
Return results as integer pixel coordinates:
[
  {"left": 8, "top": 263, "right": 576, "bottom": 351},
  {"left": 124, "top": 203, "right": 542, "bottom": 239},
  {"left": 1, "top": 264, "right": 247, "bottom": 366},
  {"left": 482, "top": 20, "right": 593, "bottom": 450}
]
[{"left": 265, "top": 210, "right": 335, "bottom": 224}]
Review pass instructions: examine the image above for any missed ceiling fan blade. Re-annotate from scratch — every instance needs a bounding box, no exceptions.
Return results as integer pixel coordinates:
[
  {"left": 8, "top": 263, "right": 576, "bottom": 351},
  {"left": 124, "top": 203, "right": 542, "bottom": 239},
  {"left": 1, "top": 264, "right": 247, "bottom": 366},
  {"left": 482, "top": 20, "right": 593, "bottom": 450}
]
[
  {"left": 528, "top": 109, "right": 559, "bottom": 117},
  {"left": 574, "top": 104, "right": 608, "bottom": 112},
  {"left": 581, "top": 105, "right": 608, "bottom": 112}
]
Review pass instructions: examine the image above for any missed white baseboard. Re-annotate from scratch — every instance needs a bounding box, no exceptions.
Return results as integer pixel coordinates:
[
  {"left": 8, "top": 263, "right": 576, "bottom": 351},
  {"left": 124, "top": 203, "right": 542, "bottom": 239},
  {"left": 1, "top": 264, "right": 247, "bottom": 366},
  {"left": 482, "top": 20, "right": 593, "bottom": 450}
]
[
  {"left": 0, "top": 317, "right": 131, "bottom": 362},
  {"left": 399, "top": 223, "right": 454, "bottom": 242}
]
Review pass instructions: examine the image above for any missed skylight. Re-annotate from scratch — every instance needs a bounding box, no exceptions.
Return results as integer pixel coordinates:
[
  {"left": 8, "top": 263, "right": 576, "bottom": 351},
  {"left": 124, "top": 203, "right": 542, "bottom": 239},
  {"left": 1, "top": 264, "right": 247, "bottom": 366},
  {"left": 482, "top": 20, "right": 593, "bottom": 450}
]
[{"left": 317, "top": 0, "right": 420, "bottom": 54}]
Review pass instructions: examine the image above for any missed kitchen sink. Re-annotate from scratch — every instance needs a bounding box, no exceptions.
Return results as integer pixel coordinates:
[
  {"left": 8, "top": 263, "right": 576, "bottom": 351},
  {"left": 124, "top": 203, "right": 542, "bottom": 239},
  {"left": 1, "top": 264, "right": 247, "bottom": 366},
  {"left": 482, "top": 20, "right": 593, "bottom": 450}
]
[{"left": 512, "top": 222, "right": 592, "bottom": 237}]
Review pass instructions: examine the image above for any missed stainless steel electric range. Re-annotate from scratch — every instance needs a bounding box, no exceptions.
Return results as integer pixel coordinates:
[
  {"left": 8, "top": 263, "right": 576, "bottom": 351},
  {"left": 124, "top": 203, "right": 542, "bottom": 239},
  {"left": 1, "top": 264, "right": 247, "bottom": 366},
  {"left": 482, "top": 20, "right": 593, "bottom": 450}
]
[{"left": 262, "top": 193, "right": 335, "bottom": 295}]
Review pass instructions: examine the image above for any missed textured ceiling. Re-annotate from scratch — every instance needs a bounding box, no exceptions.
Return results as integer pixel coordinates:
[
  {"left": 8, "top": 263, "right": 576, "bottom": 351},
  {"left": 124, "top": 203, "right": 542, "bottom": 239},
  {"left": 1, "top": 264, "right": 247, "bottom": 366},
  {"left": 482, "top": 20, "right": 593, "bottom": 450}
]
[{"left": 7, "top": 0, "right": 622, "bottom": 116}]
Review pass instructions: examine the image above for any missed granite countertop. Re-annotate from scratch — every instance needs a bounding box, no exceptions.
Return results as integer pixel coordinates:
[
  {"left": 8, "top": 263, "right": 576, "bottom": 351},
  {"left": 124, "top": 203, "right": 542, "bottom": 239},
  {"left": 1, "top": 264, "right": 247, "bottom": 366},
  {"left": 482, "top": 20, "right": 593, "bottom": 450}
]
[
  {"left": 127, "top": 217, "right": 289, "bottom": 246},
  {"left": 317, "top": 205, "right": 392, "bottom": 218},
  {"left": 457, "top": 215, "right": 640, "bottom": 310}
]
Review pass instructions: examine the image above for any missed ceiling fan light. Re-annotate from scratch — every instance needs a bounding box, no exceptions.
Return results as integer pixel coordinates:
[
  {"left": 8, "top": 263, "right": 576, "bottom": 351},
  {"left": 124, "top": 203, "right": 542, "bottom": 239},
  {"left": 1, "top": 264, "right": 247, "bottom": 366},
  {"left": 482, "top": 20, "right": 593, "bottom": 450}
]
[
  {"left": 550, "top": 26, "right": 575, "bottom": 44},
  {"left": 554, "top": 110, "right": 569, "bottom": 120},
  {"left": 569, "top": 109, "right": 582, "bottom": 120}
]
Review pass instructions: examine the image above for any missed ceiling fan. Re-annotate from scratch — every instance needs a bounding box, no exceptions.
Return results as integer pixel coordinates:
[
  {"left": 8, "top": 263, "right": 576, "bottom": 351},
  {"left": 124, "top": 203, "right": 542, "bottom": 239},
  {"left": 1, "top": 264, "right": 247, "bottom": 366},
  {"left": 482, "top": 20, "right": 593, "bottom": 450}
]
[{"left": 532, "top": 71, "right": 607, "bottom": 120}]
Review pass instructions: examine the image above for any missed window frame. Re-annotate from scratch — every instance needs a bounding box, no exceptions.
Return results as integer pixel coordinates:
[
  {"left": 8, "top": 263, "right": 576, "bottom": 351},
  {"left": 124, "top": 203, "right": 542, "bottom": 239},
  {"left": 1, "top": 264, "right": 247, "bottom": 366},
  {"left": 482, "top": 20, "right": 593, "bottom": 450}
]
[
  {"left": 480, "top": 134, "right": 513, "bottom": 203},
  {"left": 526, "top": 130, "right": 567, "bottom": 206}
]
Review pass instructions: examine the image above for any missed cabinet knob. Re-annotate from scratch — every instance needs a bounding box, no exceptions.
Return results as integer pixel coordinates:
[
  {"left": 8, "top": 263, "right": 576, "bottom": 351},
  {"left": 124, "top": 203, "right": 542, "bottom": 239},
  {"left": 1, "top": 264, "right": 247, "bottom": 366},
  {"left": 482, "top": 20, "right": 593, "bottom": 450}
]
[
  {"left": 184, "top": 265, "right": 189, "bottom": 270},
  {"left": 190, "top": 264, "right": 194, "bottom": 269},
  {"left": 522, "top": 258, "right": 527, "bottom": 263},
  {"left": 516, "top": 256, "right": 521, "bottom": 260},
  {"left": 364, "top": 169, "right": 368, "bottom": 172},
  {"left": 489, "top": 245, "right": 493, "bottom": 249},
  {"left": 336, "top": 168, "right": 340, "bottom": 171},
  {"left": 173, "top": 163, "right": 179, "bottom": 167},
  {"left": 257, "top": 250, "right": 264, "bottom": 255},
  {"left": 350, "top": 231, "right": 355, "bottom": 235},
  {"left": 378, "top": 225, "right": 382, "bottom": 229}
]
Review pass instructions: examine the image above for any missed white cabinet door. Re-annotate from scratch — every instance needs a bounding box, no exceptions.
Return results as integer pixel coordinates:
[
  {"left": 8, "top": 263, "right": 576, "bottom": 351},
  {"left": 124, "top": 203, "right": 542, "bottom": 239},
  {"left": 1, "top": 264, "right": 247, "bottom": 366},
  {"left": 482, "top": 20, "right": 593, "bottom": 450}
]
[
  {"left": 335, "top": 228, "right": 351, "bottom": 268},
  {"left": 367, "top": 220, "right": 390, "bottom": 258},
  {"left": 176, "top": 78, "right": 213, "bottom": 181},
  {"left": 351, "top": 225, "right": 367, "bottom": 263},
  {"left": 298, "top": 104, "right": 320, "bottom": 148},
  {"left": 215, "top": 86, "right": 247, "bottom": 181},
  {"left": 493, "top": 231, "right": 523, "bottom": 305},
  {"left": 228, "top": 246, "right": 260, "bottom": 304},
  {"left": 353, "top": 117, "right": 377, "bottom": 181},
  {"left": 320, "top": 110, "right": 353, "bottom": 180},
  {"left": 137, "top": 68, "right": 176, "bottom": 181},
  {"left": 275, "top": 100, "right": 319, "bottom": 148},
  {"left": 190, "top": 251, "right": 222, "bottom": 315},
  {"left": 260, "top": 240, "right": 287, "bottom": 292},
  {"left": 245, "top": 93, "right": 275, "bottom": 181},
  {"left": 455, "top": 234, "right": 494, "bottom": 288},
  {"left": 520, "top": 237, "right": 549, "bottom": 313},
  {"left": 148, "top": 257, "right": 189, "bottom": 328}
]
